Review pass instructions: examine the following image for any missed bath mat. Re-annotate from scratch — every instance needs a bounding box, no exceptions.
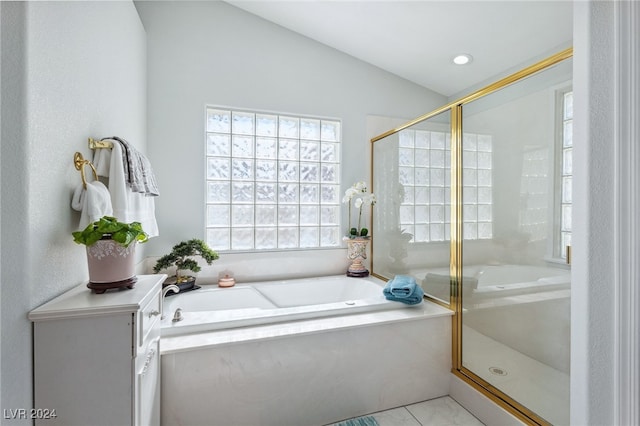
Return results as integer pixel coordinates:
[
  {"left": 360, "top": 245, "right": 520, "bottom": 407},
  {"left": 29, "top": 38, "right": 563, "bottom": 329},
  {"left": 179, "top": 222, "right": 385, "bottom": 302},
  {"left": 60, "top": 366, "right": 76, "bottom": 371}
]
[{"left": 334, "top": 415, "right": 379, "bottom": 426}]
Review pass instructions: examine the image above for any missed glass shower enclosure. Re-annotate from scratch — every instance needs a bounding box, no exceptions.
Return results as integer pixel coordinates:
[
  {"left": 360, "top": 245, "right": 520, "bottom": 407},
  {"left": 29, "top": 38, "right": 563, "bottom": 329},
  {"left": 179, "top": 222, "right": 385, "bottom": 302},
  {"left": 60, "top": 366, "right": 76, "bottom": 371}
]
[{"left": 370, "top": 49, "right": 572, "bottom": 425}]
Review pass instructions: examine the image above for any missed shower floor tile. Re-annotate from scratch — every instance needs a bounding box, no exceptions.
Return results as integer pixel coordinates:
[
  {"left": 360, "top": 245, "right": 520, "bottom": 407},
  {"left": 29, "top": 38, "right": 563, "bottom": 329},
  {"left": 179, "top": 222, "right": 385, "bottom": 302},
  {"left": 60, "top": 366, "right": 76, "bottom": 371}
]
[{"left": 461, "top": 325, "right": 569, "bottom": 425}]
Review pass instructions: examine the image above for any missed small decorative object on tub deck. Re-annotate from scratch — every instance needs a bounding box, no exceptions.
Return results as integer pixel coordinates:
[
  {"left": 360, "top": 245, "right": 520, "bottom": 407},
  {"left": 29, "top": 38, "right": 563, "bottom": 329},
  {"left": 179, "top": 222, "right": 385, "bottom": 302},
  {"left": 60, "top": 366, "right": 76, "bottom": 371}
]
[
  {"left": 342, "top": 181, "right": 375, "bottom": 277},
  {"left": 72, "top": 216, "right": 148, "bottom": 293},
  {"left": 218, "top": 273, "right": 236, "bottom": 288},
  {"left": 344, "top": 236, "right": 371, "bottom": 277},
  {"left": 153, "top": 239, "right": 219, "bottom": 292},
  {"left": 383, "top": 275, "right": 424, "bottom": 305}
]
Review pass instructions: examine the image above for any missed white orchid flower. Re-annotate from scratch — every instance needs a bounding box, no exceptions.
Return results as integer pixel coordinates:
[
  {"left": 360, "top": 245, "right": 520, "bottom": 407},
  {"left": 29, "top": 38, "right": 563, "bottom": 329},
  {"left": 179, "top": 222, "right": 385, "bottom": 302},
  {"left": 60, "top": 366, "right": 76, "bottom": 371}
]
[
  {"left": 344, "top": 181, "right": 376, "bottom": 238},
  {"left": 368, "top": 193, "right": 377, "bottom": 205},
  {"left": 342, "top": 187, "right": 359, "bottom": 203},
  {"left": 354, "top": 181, "right": 367, "bottom": 192}
]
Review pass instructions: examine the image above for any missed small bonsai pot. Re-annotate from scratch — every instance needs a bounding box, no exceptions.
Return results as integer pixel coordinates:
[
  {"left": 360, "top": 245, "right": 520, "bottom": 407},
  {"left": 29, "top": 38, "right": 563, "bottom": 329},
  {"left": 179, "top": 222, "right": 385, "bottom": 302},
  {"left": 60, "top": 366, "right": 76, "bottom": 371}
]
[{"left": 163, "top": 274, "right": 197, "bottom": 292}]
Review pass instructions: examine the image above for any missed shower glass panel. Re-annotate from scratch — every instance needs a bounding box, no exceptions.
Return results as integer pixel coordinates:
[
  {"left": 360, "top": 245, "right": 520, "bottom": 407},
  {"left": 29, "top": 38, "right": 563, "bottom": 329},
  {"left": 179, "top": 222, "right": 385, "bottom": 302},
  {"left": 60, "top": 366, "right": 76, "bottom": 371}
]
[
  {"left": 371, "top": 49, "right": 572, "bottom": 424},
  {"left": 460, "top": 58, "right": 572, "bottom": 425},
  {"left": 371, "top": 111, "right": 452, "bottom": 305}
]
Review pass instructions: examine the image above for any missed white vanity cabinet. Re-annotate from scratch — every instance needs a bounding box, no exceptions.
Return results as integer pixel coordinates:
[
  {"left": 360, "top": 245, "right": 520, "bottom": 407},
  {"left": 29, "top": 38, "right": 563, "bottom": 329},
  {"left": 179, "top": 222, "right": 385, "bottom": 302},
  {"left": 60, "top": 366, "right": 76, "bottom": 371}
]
[{"left": 29, "top": 274, "right": 166, "bottom": 426}]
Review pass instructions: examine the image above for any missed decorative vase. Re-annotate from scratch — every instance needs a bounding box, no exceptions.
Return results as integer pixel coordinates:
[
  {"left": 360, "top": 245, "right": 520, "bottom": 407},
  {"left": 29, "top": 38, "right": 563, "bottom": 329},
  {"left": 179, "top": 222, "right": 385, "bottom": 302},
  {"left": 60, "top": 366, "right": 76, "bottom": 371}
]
[
  {"left": 344, "top": 237, "right": 371, "bottom": 277},
  {"left": 86, "top": 239, "right": 137, "bottom": 293}
]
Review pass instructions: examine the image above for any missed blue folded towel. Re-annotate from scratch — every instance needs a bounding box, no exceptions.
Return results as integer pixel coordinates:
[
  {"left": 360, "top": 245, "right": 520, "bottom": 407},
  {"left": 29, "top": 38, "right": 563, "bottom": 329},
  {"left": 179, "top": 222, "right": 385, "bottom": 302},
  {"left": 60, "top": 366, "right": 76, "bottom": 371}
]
[
  {"left": 383, "top": 275, "right": 424, "bottom": 305},
  {"left": 335, "top": 416, "right": 379, "bottom": 426},
  {"left": 387, "top": 274, "right": 417, "bottom": 296}
]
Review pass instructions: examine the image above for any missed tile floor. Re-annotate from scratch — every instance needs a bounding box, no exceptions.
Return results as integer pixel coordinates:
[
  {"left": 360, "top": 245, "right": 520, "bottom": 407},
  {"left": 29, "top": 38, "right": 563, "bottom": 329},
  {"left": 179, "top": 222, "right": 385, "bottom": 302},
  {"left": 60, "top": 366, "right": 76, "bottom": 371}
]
[{"left": 328, "top": 396, "right": 485, "bottom": 426}]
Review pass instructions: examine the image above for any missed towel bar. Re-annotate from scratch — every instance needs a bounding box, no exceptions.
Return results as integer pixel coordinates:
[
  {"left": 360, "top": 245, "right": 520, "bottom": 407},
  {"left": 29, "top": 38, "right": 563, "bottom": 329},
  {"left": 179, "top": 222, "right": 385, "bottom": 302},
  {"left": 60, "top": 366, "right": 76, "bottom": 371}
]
[
  {"left": 88, "top": 137, "right": 113, "bottom": 149},
  {"left": 73, "top": 152, "right": 98, "bottom": 189}
]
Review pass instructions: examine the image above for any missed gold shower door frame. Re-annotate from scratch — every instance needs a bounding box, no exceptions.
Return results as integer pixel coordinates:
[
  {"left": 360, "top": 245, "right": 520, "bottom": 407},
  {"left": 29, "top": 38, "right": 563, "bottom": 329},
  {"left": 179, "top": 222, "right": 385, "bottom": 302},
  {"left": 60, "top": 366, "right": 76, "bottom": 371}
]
[{"left": 370, "top": 48, "right": 573, "bottom": 426}]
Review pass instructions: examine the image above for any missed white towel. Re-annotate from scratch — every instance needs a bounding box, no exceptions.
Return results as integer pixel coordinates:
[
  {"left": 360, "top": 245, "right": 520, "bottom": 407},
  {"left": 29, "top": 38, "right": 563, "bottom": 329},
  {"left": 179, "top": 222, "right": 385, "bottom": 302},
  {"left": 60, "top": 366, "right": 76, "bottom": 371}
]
[
  {"left": 108, "top": 142, "right": 159, "bottom": 237},
  {"left": 92, "top": 148, "right": 112, "bottom": 177},
  {"left": 71, "top": 181, "right": 113, "bottom": 230}
]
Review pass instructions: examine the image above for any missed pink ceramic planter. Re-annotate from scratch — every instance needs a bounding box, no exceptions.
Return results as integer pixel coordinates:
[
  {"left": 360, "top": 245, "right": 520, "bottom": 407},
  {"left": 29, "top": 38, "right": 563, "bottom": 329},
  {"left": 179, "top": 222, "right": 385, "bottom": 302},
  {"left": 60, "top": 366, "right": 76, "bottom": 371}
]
[{"left": 86, "top": 239, "right": 137, "bottom": 293}]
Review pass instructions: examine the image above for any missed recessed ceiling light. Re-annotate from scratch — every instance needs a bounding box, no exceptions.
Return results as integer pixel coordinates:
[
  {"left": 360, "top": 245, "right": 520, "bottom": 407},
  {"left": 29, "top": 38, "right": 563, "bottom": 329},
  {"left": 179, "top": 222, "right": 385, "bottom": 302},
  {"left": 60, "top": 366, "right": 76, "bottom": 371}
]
[{"left": 453, "top": 54, "right": 473, "bottom": 65}]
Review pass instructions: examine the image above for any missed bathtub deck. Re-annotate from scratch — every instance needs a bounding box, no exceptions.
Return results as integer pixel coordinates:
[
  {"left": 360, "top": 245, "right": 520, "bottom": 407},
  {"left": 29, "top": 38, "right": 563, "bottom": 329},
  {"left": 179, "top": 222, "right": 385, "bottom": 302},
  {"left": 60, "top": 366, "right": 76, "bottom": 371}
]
[{"left": 161, "top": 299, "right": 452, "bottom": 355}]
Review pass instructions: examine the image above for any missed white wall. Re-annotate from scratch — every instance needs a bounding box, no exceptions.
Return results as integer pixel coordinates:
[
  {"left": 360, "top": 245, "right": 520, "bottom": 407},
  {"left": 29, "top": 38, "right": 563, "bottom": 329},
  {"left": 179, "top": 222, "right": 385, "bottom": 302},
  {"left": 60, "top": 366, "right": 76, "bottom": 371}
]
[
  {"left": 572, "top": 1, "right": 614, "bottom": 423},
  {"left": 572, "top": 1, "right": 640, "bottom": 424},
  {"left": 0, "top": 3, "right": 3, "bottom": 414},
  {"left": 0, "top": 1, "right": 146, "bottom": 418},
  {"left": 135, "top": 1, "right": 447, "bottom": 280}
]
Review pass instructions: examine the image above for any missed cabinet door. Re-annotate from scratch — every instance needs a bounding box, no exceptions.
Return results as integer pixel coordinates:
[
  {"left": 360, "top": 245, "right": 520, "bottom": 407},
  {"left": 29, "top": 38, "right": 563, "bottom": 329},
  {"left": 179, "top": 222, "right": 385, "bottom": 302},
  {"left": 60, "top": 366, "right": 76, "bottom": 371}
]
[
  {"left": 135, "top": 336, "right": 160, "bottom": 426},
  {"left": 34, "top": 314, "right": 133, "bottom": 426}
]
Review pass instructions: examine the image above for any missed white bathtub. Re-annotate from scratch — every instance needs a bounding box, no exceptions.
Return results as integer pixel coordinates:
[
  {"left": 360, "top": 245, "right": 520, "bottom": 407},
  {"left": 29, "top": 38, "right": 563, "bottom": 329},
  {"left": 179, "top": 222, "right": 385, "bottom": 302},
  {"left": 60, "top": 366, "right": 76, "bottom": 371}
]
[
  {"left": 160, "top": 274, "right": 453, "bottom": 426},
  {"left": 162, "top": 275, "right": 406, "bottom": 336},
  {"left": 421, "top": 263, "right": 570, "bottom": 300},
  {"left": 470, "top": 264, "right": 570, "bottom": 295}
]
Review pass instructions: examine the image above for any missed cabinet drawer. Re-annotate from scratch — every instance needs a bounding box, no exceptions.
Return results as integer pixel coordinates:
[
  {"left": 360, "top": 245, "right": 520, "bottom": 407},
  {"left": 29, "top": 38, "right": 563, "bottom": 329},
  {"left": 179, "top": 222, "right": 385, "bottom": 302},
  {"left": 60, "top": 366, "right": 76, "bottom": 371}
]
[{"left": 139, "top": 292, "right": 161, "bottom": 348}]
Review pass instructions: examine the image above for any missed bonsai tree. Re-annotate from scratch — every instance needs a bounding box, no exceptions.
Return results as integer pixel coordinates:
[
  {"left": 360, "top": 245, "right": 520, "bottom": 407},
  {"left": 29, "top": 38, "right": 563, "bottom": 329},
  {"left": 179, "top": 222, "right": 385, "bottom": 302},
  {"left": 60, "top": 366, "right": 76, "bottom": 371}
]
[
  {"left": 153, "top": 239, "right": 219, "bottom": 283},
  {"left": 72, "top": 216, "right": 148, "bottom": 247}
]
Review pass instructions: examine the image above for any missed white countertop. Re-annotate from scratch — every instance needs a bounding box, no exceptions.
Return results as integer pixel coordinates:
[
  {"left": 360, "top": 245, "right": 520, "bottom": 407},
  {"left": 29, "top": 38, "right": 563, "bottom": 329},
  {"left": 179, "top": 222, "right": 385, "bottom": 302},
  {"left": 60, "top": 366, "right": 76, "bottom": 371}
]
[{"left": 28, "top": 274, "right": 166, "bottom": 321}]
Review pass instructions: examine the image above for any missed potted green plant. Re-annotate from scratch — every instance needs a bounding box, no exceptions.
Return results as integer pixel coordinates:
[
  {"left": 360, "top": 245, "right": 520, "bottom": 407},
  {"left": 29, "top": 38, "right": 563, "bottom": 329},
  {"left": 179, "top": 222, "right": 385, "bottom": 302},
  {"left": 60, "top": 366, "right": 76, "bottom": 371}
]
[
  {"left": 152, "top": 239, "right": 219, "bottom": 292},
  {"left": 72, "top": 216, "right": 148, "bottom": 293}
]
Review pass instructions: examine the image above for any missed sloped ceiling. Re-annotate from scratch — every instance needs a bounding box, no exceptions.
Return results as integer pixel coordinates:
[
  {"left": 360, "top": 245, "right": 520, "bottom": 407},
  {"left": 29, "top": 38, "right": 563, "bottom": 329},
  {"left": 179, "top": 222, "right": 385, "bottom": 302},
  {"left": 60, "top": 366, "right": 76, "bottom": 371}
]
[{"left": 226, "top": 0, "right": 573, "bottom": 97}]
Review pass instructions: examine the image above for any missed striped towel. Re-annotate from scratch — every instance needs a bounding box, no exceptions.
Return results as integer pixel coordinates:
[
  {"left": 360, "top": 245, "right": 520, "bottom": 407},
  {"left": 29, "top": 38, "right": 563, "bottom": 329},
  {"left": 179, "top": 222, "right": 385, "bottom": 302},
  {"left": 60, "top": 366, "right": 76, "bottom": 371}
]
[{"left": 103, "top": 136, "right": 160, "bottom": 196}]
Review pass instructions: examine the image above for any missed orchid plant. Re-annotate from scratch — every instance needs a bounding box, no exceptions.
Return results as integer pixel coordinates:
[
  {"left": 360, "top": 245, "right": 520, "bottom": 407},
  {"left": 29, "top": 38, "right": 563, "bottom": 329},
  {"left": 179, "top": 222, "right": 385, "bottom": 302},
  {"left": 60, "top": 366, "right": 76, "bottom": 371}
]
[{"left": 343, "top": 181, "right": 377, "bottom": 238}]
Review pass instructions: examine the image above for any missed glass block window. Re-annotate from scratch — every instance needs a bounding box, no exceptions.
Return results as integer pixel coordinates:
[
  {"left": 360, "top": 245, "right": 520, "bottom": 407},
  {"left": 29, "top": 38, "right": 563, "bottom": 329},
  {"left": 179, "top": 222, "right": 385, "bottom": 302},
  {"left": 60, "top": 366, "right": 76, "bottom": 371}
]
[
  {"left": 205, "top": 107, "right": 342, "bottom": 251},
  {"left": 559, "top": 91, "right": 573, "bottom": 258},
  {"left": 463, "top": 132, "right": 494, "bottom": 240},
  {"left": 519, "top": 146, "right": 550, "bottom": 241},
  {"left": 398, "top": 129, "right": 492, "bottom": 242}
]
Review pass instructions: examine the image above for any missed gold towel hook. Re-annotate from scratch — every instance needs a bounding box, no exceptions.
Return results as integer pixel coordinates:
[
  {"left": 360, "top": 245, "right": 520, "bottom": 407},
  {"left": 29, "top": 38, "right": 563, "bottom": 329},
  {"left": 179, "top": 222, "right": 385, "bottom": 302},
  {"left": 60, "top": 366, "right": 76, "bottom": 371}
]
[{"left": 73, "top": 152, "right": 98, "bottom": 189}]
